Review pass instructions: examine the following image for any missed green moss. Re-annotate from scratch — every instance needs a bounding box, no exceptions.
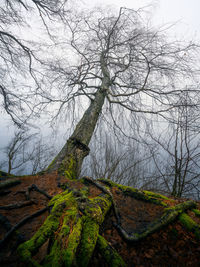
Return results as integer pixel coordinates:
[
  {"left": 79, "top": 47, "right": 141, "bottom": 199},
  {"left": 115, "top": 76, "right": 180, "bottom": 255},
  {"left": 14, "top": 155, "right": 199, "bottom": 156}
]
[
  {"left": 77, "top": 217, "right": 99, "bottom": 267},
  {"left": 18, "top": 183, "right": 110, "bottom": 266},
  {"left": 43, "top": 210, "right": 82, "bottom": 267},
  {"left": 43, "top": 240, "right": 62, "bottom": 267},
  {"left": 46, "top": 157, "right": 56, "bottom": 171},
  {"left": 18, "top": 190, "right": 78, "bottom": 265},
  {"left": 63, "top": 217, "right": 83, "bottom": 266},
  {"left": 97, "top": 235, "right": 126, "bottom": 267},
  {"left": 84, "top": 196, "right": 111, "bottom": 225},
  {"left": 192, "top": 209, "right": 200, "bottom": 217},
  {"left": 114, "top": 200, "right": 196, "bottom": 242},
  {"left": 60, "top": 155, "right": 77, "bottom": 180},
  {"left": 98, "top": 178, "right": 167, "bottom": 206},
  {"left": 76, "top": 194, "right": 112, "bottom": 266},
  {"left": 143, "top": 190, "right": 172, "bottom": 201},
  {"left": 179, "top": 213, "right": 200, "bottom": 240},
  {"left": 18, "top": 211, "right": 61, "bottom": 262},
  {"left": 48, "top": 190, "right": 72, "bottom": 207},
  {"left": 80, "top": 186, "right": 89, "bottom": 197}
]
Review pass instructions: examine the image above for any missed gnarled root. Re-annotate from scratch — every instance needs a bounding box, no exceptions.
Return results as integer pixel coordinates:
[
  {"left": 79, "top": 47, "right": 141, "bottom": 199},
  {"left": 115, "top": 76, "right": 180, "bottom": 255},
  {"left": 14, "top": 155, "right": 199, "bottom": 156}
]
[
  {"left": 179, "top": 212, "right": 200, "bottom": 240},
  {"left": 114, "top": 200, "right": 196, "bottom": 242},
  {"left": 18, "top": 188, "right": 112, "bottom": 266},
  {"left": 97, "top": 235, "right": 127, "bottom": 267}
]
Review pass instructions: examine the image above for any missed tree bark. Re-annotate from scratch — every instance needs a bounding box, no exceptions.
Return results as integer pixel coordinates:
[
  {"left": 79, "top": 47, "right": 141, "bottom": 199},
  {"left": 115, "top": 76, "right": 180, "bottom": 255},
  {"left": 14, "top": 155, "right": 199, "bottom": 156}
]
[
  {"left": 46, "top": 53, "right": 110, "bottom": 179},
  {"left": 46, "top": 88, "right": 106, "bottom": 178}
]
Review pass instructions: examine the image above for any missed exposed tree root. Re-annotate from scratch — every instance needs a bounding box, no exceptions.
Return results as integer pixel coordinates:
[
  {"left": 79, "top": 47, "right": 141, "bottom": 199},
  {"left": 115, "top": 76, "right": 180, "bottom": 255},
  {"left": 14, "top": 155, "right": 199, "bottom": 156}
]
[
  {"left": 17, "top": 188, "right": 112, "bottom": 266},
  {"left": 114, "top": 200, "right": 196, "bottom": 242},
  {"left": 0, "top": 200, "right": 35, "bottom": 210},
  {"left": 83, "top": 177, "right": 121, "bottom": 224},
  {"left": 97, "top": 235, "right": 127, "bottom": 267},
  {"left": 14, "top": 184, "right": 52, "bottom": 201},
  {"left": 0, "top": 213, "right": 26, "bottom": 252},
  {"left": 0, "top": 178, "right": 21, "bottom": 190},
  {"left": 83, "top": 178, "right": 198, "bottom": 243},
  {"left": 28, "top": 184, "right": 52, "bottom": 200},
  {"left": 0, "top": 207, "right": 48, "bottom": 249},
  {"left": 98, "top": 178, "right": 169, "bottom": 206},
  {"left": 179, "top": 212, "right": 200, "bottom": 240},
  {"left": 4, "top": 177, "right": 197, "bottom": 266}
]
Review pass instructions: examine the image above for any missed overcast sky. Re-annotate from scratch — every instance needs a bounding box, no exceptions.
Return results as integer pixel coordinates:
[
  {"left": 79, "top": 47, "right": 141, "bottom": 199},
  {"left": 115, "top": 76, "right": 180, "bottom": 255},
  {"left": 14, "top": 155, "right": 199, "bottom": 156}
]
[
  {"left": 85, "top": 0, "right": 200, "bottom": 39},
  {"left": 1, "top": 0, "right": 200, "bottom": 164}
]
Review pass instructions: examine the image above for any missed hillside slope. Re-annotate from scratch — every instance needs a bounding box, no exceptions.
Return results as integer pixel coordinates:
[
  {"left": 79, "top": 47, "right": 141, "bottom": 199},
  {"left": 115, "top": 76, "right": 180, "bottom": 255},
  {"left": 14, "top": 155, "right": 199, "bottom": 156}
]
[{"left": 0, "top": 172, "right": 199, "bottom": 266}]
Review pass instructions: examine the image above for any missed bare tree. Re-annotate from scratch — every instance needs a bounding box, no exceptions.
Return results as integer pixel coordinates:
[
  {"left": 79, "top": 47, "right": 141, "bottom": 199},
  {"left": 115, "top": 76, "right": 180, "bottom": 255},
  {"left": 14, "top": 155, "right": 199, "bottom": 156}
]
[
  {"left": 0, "top": 130, "right": 57, "bottom": 175},
  {"left": 146, "top": 92, "right": 200, "bottom": 199},
  {"left": 0, "top": 130, "right": 36, "bottom": 174},
  {"left": 1, "top": 6, "right": 200, "bottom": 267},
  {"left": 42, "top": 7, "right": 200, "bottom": 179},
  {"left": 82, "top": 130, "right": 152, "bottom": 187},
  {"left": 29, "top": 138, "right": 58, "bottom": 174},
  {"left": 0, "top": 0, "right": 68, "bottom": 126}
]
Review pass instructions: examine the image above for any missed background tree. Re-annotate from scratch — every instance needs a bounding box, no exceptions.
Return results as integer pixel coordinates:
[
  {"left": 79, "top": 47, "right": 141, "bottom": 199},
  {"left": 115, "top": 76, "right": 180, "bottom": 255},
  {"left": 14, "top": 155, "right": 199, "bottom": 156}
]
[
  {"left": 82, "top": 129, "right": 152, "bottom": 187},
  {"left": 0, "top": 130, "right": 57, "bottom": 175},
  {"left": 42, "top": 6, "right": 200, "bottom": 180},
  {"left": 145, "top": 92, "right": 200, "bottom": 199},
  {"left": 0, "top": 0, "right": 68, "bottom": 126},
  {"left": 0, "top": 130, "right": 36, "bottom": 174},
  {"left": 0, "top": 5, "right": 200, "bottom": 267}
]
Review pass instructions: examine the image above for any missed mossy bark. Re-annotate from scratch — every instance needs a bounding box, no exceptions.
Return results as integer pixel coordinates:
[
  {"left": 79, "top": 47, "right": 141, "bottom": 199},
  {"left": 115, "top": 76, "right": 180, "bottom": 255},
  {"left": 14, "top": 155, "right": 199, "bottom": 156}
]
[
  {"left": 192, "top": 209, "right": 200, "bottom": 217},
  {"left": 179, "top": 212, "right": 200, "bottom": 240},
  {"left": 98, "top": 178, "right": 169, "bottom": 206},
  {"left": 46, "top": 85, "right": 108, "bottom": 178},
  {"left": 46, "top": 88, "right": 106, "bottom": 176},
  {"left": 18, "top": 187, "right": 113, "bottom": 266},
  {"left": 16, "top": 176, "right": 199, "bottom": 267},
  {"left": 97, "top": 235, "right": 127, "bottom": 267},
  {"left": 46, "top": 51, "right": 111, "bottom": 179}
]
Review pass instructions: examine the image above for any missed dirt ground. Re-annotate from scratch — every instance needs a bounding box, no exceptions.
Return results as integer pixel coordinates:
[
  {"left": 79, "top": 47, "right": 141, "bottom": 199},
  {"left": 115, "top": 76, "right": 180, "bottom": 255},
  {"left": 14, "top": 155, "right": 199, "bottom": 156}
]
[{"left": 0, "top": 173, "right": 200, "bottom": 266}]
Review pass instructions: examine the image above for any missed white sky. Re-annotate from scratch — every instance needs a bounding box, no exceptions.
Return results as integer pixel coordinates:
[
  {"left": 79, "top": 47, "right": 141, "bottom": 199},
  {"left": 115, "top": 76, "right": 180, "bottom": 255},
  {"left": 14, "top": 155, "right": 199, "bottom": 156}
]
[
  {"left": 1, "top": 0, "right": 200, "bottom": 162},
  {"left": 84, "top": 0, "right": 200, "bottom": 39}
]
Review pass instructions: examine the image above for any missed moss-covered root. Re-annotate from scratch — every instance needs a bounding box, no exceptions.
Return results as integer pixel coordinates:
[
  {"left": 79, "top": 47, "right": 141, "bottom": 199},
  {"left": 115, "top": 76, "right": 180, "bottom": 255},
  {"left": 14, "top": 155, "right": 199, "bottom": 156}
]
[
  {"left": 0, "top": 178, "right": 21, "bottom": 190},
  {"left": 115, "top": 200, "right": 196, "bottom": 242},
  {"left": 18, "top": 190, "right": 112, "bottom": 267},
  {"left": 192, "top": 209, "right": 200, "bottom": 217},
  {"left": 97, "top": 235, "right": 127, "bottom": 267},
  {"left": 77, "top": 195, "right": 112, "bottom": 267},
  {"left": 43, "top": 212, "right": 82, "bottom": 267},
  {"left": 17, "top": 190, "right": 77, "bottom": 266},
  {"left": 77, "top": 217, "right": 99, "bottom": 267},
  {"left": 98, "top": 179, "right": 169, "bottom": 206},
  {"left": 179, "top": 213, "right": 200, "bottom": 240}
]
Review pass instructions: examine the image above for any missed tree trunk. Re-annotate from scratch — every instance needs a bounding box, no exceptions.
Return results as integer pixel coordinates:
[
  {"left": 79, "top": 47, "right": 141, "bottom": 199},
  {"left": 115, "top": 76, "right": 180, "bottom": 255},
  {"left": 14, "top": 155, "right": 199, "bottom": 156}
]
[
  {"left": 46, "top": 52, "right": 110, "bottom": 179},
  {"left": 1, "top": 52, "right": 200, "bottom": 266},
  {"left": 46, "top": 88, "right": 107, "bottom": 179}
]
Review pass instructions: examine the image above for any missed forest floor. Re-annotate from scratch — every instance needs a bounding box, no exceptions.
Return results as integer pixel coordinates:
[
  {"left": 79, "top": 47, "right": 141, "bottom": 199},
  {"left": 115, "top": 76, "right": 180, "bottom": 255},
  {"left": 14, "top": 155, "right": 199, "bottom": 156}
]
[{"left": 0, "top": 172, "right": 200, "bottom": 267}]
